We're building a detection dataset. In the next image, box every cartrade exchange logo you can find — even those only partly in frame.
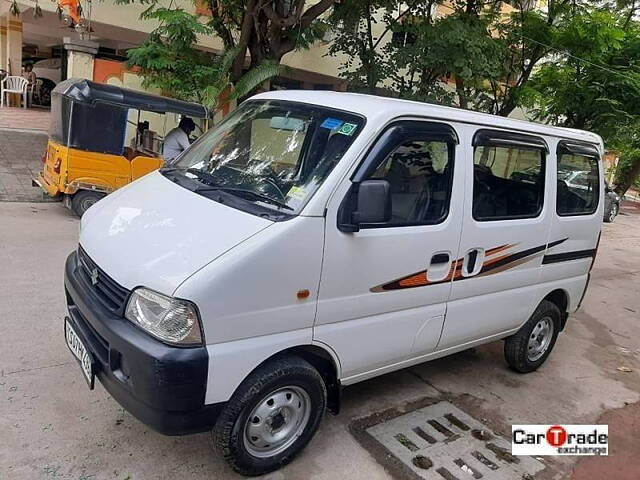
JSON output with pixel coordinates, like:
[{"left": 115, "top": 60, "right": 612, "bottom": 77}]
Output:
[{"left": 512, "top": 425, "right": 608, "bottom": 456}]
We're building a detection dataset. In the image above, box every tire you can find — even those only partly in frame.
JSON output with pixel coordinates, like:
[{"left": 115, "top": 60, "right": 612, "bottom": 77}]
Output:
[
  {"left": 71, "top": 190, "right": 105, "bottom": 217},
  {"left": 604, "top": 203, "right": 618, "bottom": 223},
  {"left": 37, "top": 79, "right": 55, "bottom": 107},
  {"left": 212, "top": 354, "right": 327, "bottom": 476},
  {"left": 504, "top": 300, "right": 561, "bottom": 373}
]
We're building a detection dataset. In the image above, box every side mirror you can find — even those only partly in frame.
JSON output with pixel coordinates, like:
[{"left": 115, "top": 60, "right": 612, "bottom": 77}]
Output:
[
  {"left": 354, "top": 179, "right": 392, "bottom": 224},
  {"left": 337, "top": 179, "right": 392, "bottom": 232}
]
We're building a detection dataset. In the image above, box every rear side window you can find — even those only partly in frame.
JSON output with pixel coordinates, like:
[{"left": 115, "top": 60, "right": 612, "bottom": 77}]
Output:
[
  {"left": 472, "top": 130, "right": 546, "bottom": 221},
  {"left": 556, "top": 142, "right": 600, "bottom": 216}
]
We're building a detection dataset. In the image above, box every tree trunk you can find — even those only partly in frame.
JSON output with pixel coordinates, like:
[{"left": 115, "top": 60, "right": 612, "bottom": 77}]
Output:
[
  {"left": 231, "top": 0, "right": 258, "bottom": 82},
  {"left": 614, "top": 157, "right": 640, "bottom": 197},
  {"left": 455, "top": 77, "right": 468, "bottom": 109}
]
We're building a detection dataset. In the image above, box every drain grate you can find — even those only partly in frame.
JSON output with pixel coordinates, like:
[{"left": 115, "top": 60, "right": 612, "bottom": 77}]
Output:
[{"left": 364, "top": 401, "right": 543, "bottom": 480}]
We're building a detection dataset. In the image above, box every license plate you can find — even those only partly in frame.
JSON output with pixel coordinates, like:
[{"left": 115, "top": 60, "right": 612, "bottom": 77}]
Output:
[{"left": 64, "top": 318, "right": 95, "bottom": 389}]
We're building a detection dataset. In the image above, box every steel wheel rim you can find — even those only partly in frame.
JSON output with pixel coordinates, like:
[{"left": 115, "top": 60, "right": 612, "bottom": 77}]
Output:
[
  {"left": 243, "top": 386, "right": 311, "bottom": 458},
  {"left": 609, "top": 204, "right": 618, "bottom": 221},
  {"left": 81, "top": 197, "right": 98, "bottom": 212},
  {"left": 527, "top": 317, "right": 553, "bottom": 361}
]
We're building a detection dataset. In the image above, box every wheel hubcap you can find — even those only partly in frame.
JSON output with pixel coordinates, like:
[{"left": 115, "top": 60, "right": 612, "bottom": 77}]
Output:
[
  {"left": 527, "top": 317, "right": 553, "bottom": 361},
  {"left": 610, "top": 205, "right": 618, "bottom": 221},
  {"left": 243, "top": 386, "right": 311, "bottom": 458}
]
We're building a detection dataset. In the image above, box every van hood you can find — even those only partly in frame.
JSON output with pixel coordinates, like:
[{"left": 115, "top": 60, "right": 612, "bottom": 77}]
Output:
[{"left": 79, "top": 171, "right": 273, "bottom": 295}]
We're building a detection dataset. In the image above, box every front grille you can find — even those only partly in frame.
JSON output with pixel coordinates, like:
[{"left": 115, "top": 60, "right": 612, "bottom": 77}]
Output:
[{"left": 77, "top": 246, "right": 130, "bottom": 315}]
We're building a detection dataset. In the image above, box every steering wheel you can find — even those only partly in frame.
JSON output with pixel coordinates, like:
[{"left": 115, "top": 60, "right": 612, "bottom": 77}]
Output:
[{"left": 247, "top": 161, "right": 287, "bottom": 200}]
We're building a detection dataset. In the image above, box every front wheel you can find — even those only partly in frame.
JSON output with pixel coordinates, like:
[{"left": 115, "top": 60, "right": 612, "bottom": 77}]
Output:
[
  {"left": 504, "top": 300, "right": 561, "bottom": 373},
  {"left": 213, "top": 354, "right": 327, "bottom": 476},
  {"left": 71, "top": 190, "right": 105, "bottom": 217}
]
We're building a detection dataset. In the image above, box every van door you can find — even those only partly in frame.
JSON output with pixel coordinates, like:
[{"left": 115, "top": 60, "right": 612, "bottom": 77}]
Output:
[
  {"left": 438, "top": 128, "right": 551, "bottom": 350},
  {"left": 314, "top": 120, "right": 464, "bottom": 380}
]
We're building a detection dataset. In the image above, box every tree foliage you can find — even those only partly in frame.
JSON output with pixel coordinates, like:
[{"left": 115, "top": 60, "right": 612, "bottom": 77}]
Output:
[
  {"left": 388, "top": 4, "right": 506, "bottom": 109},
  {"left": 528, "top": 10, "right": 640, "bottom": 194},
  {"left": 328, "top": 0, "right": 640, "bottom": 193},
  {"left": 186, "top": 0, "right": 336, "bottom": 80},
  {"left": 121, "top": 0, "right": 337, "bottom": 109}
]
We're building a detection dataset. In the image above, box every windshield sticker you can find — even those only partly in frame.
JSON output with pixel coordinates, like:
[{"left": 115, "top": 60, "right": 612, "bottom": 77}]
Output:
[
  {"left": 321, "top": 118, "right": 344, "bottom": 130},
  {"left": 337, "top": 123, "right": 358, "bottom": 136},
  {"left": 287, "top": 185, "right": 307, "bottom": 200}
]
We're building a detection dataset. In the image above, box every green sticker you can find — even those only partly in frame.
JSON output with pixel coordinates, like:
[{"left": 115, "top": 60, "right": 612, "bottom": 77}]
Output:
[{"left": 337, "top": 122, "right": 357, "bottom": 136}]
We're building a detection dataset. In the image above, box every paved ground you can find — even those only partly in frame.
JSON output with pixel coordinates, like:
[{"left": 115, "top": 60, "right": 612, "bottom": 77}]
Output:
[
  {"left": 0, "top": 129, "right": 50, "bottom": 202},
  {"left": 0, "top": 201, "right": 638, "bottom": 480},
  {"left": 0, "top": 106, "right": 51, "bottom": 131}
]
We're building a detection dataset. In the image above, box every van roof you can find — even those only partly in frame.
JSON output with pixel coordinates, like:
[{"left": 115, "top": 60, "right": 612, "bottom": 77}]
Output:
[{"left": 252, "top": 90, "right": 603, "bottom": 148}]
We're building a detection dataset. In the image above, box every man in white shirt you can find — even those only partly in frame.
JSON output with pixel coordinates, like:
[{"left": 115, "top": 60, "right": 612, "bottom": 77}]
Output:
[{"left": 163, "top": 117, "right": 196, "bottom": 162}]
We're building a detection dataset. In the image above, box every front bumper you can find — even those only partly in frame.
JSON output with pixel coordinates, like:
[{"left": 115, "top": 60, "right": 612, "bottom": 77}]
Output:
[{"left": 64, "top": 251, "right": 222, "bottom": 435}]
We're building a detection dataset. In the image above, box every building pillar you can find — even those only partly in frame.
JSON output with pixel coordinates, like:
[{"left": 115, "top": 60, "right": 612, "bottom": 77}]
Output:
[
  {"left": 0, "top": 16, "right": 7, "bottom": 72},
  {"left": 63, "top": 37, "right": 99, "bottom": 80},
  {"left": 6, "top": 12, "right": 21, "bottom": 75}
]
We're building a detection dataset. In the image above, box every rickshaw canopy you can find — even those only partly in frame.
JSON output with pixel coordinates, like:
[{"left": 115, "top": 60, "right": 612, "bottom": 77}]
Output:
[
  {"left": 52, "top": 78, "right": 208, "bottom": 117},
  {"left": 49, "top": 78, "right": 207, "bottom": 156}
]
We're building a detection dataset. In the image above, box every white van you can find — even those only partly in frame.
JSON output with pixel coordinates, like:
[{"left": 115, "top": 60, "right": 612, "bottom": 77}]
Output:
[{"left": 63, "top": 91, "right": 603, "bottom": 475}]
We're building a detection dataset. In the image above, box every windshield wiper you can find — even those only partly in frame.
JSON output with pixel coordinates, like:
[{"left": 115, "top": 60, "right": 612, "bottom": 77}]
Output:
[
  {"left": 195, "top": 185, "right": 293, "bottom": 211},
  {"left": 185, "top": 168, "right": 219, "bottom": 185}
]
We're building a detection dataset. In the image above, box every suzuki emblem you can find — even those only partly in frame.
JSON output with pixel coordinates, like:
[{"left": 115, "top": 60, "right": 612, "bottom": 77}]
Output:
[{"left": 90, "top": 268, "right": 99, "bottom": 286}]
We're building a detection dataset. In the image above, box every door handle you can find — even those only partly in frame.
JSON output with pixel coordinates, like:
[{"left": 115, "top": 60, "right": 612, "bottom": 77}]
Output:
[
  {"left": 431, "top": 253, "right": 450, "bottom": 265},
  {"left": 463, "top": 248, "right": 485, "bottom": 277},
  {"left": 466, "top": 250, "right": 478, "bottom": 274},
  {"left": 427, "top": 252, "right": 452, "bottom": 282}
]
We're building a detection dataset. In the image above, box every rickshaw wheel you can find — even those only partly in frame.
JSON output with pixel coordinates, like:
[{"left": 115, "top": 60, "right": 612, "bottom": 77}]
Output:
[{"left": 71, "top": 191, "right": 106, "bottom": 217}]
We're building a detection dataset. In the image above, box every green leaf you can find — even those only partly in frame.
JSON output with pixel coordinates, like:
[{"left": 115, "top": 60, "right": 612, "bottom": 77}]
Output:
[{"left": 231, "top": 61, "right": 284, "bottom": 100}]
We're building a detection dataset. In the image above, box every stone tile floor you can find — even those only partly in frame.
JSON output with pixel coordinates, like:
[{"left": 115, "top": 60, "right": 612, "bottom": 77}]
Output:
[{"left": 0, "top": 129, "right": 51, "bottom": 202}]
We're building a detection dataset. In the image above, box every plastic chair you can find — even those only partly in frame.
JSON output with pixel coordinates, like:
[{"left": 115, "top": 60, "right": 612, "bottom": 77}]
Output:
[{"left": 1, "top": 76, "right": 29, "bottom": 109}]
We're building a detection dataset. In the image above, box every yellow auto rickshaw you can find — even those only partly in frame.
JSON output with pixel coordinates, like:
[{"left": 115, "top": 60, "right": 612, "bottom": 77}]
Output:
[{"left": 33, "top": 78, "right": 207, "bottom": 216}]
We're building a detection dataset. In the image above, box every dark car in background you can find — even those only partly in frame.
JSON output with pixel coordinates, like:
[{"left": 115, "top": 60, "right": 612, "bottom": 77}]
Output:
[{"left": 604, "top": 182, "right": 622, "bottom": 222}]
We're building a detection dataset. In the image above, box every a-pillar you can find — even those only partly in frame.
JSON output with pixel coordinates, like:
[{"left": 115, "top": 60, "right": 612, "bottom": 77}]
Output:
[
  {"left": 63, "top": 37, "right": 99, "bottom": 80},
  {"left": 6, "top": 12, "right": 21, "bottom": 75}
]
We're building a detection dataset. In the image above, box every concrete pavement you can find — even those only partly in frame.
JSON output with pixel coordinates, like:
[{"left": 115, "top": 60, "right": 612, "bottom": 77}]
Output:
[{"left": 0, "top": 201, "right": 638, "bottom": 479}]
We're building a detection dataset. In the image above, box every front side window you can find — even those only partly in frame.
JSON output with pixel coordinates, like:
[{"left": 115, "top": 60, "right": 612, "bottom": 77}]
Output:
[
  {"left": 165, "top": 100, "right": 364, "bottom": 217},
  {"left": 557, "top": 151, "right": 599, "bottom": 215},
  {"left": 473, "top": 144, "right": 545, "bottom": 220},
  {"left": 366, "top": 138, "right": 454, "bottom": 226}
]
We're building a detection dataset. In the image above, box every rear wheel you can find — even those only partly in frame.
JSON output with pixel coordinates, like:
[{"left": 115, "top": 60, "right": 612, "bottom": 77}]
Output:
[
  {"left": 71, "top": 190, "right": 105, "bottom": 217},
  {"left": 212, "top": 354, "right": 326, "bottom": 476},
  {"left": 504, "top": 300, "right": 561, "bottom": 373}
]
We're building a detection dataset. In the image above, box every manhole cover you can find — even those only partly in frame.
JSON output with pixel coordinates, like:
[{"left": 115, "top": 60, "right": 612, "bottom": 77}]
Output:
[{"left": 363, "top": 401, "right": 544, "bottom": 479}]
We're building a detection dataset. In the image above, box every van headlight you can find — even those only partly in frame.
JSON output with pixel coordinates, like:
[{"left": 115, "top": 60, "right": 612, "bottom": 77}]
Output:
[{"left": 125, "top": 288, "right": 203, "bottom": 346}]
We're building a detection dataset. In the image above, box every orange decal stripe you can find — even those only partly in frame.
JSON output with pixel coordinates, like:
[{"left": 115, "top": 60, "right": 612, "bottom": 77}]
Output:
[
  {"left": 485, "top": 243, "right": 515, "bottom": 257},
  {"left": 398, "top": 272, "right": 429, "bottom": 288}
]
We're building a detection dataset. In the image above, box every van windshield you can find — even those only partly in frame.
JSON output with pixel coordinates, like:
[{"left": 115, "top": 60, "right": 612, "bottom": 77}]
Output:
[{"left": 165, "top": 100, "right": 364, "bottom": 217}]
